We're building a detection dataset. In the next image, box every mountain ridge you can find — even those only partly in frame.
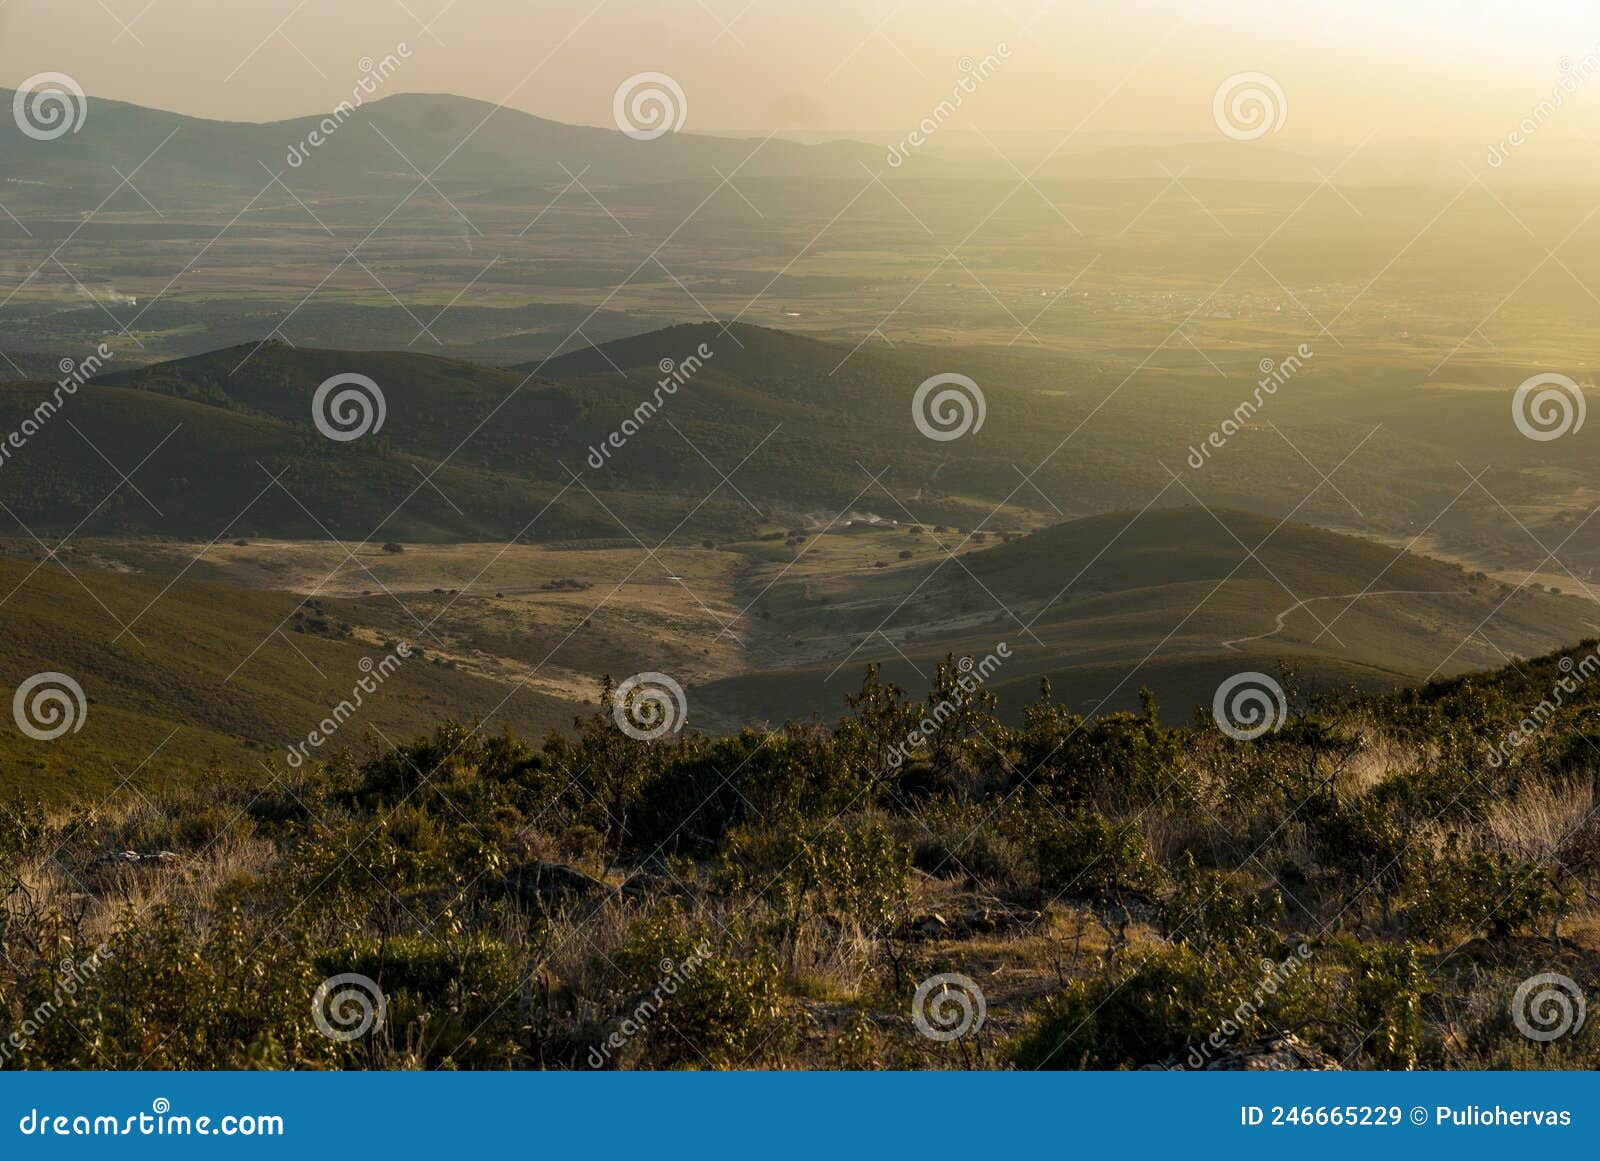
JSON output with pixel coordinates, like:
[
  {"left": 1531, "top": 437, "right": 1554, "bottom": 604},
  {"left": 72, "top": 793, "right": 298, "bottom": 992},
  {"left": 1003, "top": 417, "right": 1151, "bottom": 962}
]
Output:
[{"left": 0, "top": 88, "right": 891, "bottom": 206}]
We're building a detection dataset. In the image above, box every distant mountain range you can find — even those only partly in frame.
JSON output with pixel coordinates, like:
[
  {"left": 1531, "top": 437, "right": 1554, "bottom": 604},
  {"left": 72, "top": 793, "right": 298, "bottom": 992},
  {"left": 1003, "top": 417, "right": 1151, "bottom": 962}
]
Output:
[
  {"left": 0, "top": 90, "right": 886, "bottom": 207},
  {"left": 3, "top": 88, "right": 1515, "bottom": 213}
]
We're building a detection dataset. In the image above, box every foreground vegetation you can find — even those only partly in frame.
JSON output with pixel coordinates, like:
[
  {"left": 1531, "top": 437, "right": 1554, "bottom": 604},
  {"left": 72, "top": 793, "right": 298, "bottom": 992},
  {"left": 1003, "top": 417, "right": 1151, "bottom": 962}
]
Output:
[{"left": 4, "top": 645, "right": 1599, "bottom": 1070}]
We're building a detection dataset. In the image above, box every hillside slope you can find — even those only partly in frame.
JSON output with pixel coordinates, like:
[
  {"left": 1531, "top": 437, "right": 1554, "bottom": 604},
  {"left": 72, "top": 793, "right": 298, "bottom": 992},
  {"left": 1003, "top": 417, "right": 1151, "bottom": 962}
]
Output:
[
  {"left": 697, "top": 507, "right": 1597, "bottom": 726},
  {"left": 3, "top": 325, "right": 1053, "bottom": 539},
  {"left": 0, "top": 549, "right": 575, "bottom": 798}
]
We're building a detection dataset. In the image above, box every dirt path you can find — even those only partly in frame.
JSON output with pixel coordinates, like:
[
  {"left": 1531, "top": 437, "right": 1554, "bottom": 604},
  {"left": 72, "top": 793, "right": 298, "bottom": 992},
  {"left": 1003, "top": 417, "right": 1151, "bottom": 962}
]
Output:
[{"left": 1221, "top": 589, "right": 1468, "bottom": 650}]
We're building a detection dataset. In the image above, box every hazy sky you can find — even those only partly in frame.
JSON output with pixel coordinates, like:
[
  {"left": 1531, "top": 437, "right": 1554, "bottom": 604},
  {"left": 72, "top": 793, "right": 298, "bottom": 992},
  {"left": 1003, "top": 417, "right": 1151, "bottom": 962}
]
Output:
[{"left": 2, "top": 0, "right": 1599, "bottom": 142}]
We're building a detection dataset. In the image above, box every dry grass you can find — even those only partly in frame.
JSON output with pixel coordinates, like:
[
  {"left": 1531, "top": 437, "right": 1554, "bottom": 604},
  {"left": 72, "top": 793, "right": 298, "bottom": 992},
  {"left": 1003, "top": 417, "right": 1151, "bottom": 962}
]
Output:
[
  {"left": 1337, "top": 728, "right": 1429, "bottom": 797},
  {"left": 1484, "top": 775, "right": 1596, "bottom": 866}
]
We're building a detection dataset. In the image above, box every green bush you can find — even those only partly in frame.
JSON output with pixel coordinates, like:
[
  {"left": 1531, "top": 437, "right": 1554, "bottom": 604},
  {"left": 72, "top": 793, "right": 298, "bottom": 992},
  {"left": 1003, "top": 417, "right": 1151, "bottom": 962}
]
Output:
[
  {"left": 1006, "top": 807, "right": 1163, "bottom": 902},
  {"left": 603, "top": 906, "right": 790, "bottom": 1069},
  {"left": 1023, "top": 696, "right": 1188, "bottom": 811},
  {"left": 6, "top": 641, "right": 1599, "bottom": 1073},
  {"left": 1404, "top": 837, "right": 1564, "bottom": 942},
  {"left": 1007, "top": 945, "right": 1316, "bottom": 1070},
  {"left": 5, "top": 906, "right": 330, "bottom": 1070},
  {"left": 718, "top": 816, "right": 914, "bottom": 945},
  {"left": 314, "top": 934, "right": 522, "bottom": 1067},
  {"left": 1346, "top": 943, "right": 1427, "bottom": 1069},
  {"left": 1159, "top": 853, "right": 1285, "bottom": 951},
  {"left": 909, "top": 799, "right": 1032, "bottom": 888}
]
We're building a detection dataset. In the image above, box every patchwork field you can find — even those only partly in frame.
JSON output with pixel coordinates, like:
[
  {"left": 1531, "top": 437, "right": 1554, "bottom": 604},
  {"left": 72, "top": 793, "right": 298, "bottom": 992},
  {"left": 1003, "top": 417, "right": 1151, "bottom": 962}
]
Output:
[{"left": 17, "top": 498, "right": 1596, "bottom": 803}]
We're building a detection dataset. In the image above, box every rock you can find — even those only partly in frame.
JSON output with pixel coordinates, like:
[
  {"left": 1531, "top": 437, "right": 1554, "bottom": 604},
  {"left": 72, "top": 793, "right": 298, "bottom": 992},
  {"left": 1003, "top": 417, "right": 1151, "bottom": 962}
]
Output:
[
  {"left": 91, "top": 850, "right": 179, "bottom": 867},
  {"left": 499, "top": 861, "right": 667, "bottom": 912},
  {"left": 905, "top": 902, "right": 1040, "bottom": 940},
  {"left": 1202, "top": 1032, "right": 1342, "bottom": 1071},
  {"left": 616, "top": 872, "right": 666, "bottom": 899},
  {"left": 963, "top": 903, "right": 1041, "bottom": 934},
  {"left": 505, "top": 861, "right": 621, "bottom": 908}
]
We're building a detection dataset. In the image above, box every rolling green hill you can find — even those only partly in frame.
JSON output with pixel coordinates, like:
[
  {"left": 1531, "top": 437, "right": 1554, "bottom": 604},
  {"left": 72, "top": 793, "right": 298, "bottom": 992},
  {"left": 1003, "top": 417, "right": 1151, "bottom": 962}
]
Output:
[
  {"left": 5, "top": 500, "right": 1596, "bottom": 802},
  {"left": 5, "top": 324, "right": 1598, "bottom": 611},
  {"left": 696, "top": 507, "right": 1599, "bottom": 727},
  {"left": 4, "top": 325, "right": 1061, "bottom": 540},
  {"left": 0, "top": 548, "right": 575, "bottom": 799}
]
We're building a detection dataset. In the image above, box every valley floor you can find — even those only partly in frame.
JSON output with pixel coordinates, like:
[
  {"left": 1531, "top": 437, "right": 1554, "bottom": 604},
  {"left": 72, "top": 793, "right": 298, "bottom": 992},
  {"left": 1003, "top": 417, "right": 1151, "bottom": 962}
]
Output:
[{"left": 9, "top": 502, "right": 1597, "bottom": 798}]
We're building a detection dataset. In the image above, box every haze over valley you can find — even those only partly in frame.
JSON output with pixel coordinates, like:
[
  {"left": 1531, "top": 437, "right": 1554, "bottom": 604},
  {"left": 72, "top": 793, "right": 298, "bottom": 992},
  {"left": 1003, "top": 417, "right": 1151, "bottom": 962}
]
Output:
[{"left": 5, "top": 1, "right": 1600, "bottom": 1074}]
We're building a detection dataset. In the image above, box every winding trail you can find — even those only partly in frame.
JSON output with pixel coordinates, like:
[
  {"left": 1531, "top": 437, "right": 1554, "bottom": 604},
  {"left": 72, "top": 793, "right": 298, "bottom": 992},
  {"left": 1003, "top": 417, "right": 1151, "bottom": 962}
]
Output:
[{"left": 1221, "top": 589, "right": 1469, "bottom": 651}]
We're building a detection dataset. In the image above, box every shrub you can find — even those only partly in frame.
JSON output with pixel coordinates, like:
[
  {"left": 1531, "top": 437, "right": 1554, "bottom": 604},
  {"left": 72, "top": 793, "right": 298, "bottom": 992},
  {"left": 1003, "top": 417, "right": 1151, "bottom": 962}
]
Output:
[
  {"left": 1007, "top": 945, "right": 1316, "bottom": 1070},
  {"left": 1022, "top": 697, "right": 1189, "bottom": 811},
  {"left": 1346, "top": 942, "right": 1427, "bottom": 1069},
  {"left": 1006, "top": 807, "right": 1163, "bottom": 903},
  {"left": 314, "top": 934, "right": 522, "bottom": 1067},
  {"left": 1404, "top": 836, "right": 1564, "bottom": 942},
  {"left": 1159, "top": 852, "right": 1285, "bottom": 951},
  {"left": 6, "top": 906, "right": 329, "bottom": 1070},
  {"left": 604, "top": 906, "right": 790, "bottom": 1069},
  {"left": 718, "top": 816, "right": 914, "bottom": 947},
  {"left": 909, "top": 799, "right": 1031, "bottom": 889}
]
